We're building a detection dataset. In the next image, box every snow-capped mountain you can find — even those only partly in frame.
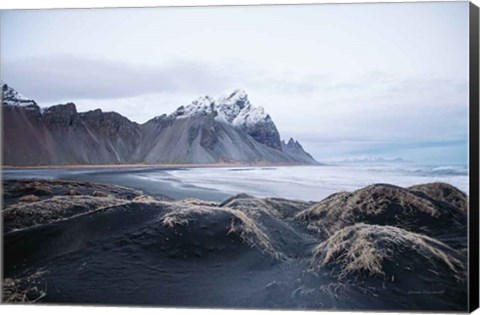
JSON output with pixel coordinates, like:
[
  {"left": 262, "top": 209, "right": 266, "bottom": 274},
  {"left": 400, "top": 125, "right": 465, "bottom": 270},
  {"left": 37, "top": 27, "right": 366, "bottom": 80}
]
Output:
[
  {"left": 171, "top": 90, "right": 282, "bottom": 150},
  {"left": 171, "top": 89, "right": 255, "bottom": 123},
  {"left": 216, "top": 89, "right": 267, "bottom": 129},
  {"left": 2, "top": 83, "right": 317, "bottom": 166}
]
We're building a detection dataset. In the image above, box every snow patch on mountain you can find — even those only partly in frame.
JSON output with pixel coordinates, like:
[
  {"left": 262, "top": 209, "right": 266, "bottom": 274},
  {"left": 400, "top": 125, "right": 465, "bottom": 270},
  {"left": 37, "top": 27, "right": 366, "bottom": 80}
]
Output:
[
  {"left": 215, "top": 89, "right": 249, "bottom": 123},
  {"left": 171, "top": 89, "right": 270, "bottom": 128},
  {"left": 232, "top": 105, "right": 270, "bottom": 128},
  {"left": 172, "top": 96, "right": 216, "bottom": 118},
  {"left": 2, "top": 84, "right": 38, "bottom": 108}
]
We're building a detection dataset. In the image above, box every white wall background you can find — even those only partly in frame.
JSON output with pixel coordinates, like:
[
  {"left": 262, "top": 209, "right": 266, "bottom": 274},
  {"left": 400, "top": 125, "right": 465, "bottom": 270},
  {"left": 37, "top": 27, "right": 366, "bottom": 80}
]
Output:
[{"left": 0, "top": 0, "right": 478, "bottom": 9}]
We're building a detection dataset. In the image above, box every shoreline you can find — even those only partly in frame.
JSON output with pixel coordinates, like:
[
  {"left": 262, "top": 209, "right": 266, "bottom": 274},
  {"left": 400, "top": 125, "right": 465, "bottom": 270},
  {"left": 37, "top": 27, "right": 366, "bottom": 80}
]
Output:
[
  {"left": 1, "top": 163, "right": 469, "bottom": 199},
  {"left": 1, "top": 162, "right": 316, "bottom": 170}
]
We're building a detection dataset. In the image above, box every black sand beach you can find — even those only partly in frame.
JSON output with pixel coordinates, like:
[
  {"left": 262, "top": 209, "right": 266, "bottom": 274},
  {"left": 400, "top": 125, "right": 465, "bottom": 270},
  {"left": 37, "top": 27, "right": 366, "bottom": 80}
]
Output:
[
  {"left": 60, "top": 167, "right": 232, "bottom": 202},
  {"left": 2, "top": 178, "right": 468, "bottom": 310},
  {"left": 2, "top": 166, "right": 233, "bottom": 202}
]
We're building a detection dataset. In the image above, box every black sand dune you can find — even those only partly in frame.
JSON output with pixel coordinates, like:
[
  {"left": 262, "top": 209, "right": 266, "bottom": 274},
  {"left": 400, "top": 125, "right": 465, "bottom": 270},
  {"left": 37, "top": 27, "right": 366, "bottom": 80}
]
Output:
[
  {"left": 310, "top": 223, "right": 467, "bottom": 310},
  {"left": 295, "top": 183, "right": 467, "bottom": 248},
  {"left": 409, "top": 182, "right": 468, "bottom": 212},
  {"left": 2, "top": 179, "right": 468, "bottom": 310}
]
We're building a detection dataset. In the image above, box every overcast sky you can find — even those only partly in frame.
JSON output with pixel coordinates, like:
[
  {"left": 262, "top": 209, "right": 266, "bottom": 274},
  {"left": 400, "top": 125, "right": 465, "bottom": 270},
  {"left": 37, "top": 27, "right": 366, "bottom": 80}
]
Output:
[{"left": 0, "top": 2, "right": 470, "bottom": 164}]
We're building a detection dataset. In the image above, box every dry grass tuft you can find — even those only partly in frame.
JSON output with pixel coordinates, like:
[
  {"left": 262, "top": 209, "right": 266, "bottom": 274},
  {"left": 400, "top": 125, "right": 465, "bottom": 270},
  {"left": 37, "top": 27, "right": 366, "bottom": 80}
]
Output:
[
  {"left": 132, "top": 195, "right": 158, "bottom": 203},
  {"left": 13, "top": 182, "right": 53, "bottom": 196},
  {"left": 227, "top": 209, "right": 284, "bottom": 260},
  {"left": 30, "top": 184, "right": 53, "bottom": 196},
  {"left": 160, "top": 205, "right": 283, "bottom": 259},
  {"left": 409, "top": 182, "right": 468, "bottom": 212},
  {"left": 3, "top": 270, "right": 47, "bottom": 303},
  {"left": 220, "top": 195, "right": 312, "bottom": 221},
  {"left": 296, "top": 184, "right": 466, "bottom": 238},
  {"left": 222, "top": 198, "right": 282, "bottom": 218},
  {"left": 4, "top": 195, "right": 129, "bottom": 232},
  {"left": 67, "top": 189, "right": 80, "bottom": 196},
  {"left": 92, "top": 191, "right": 109, "bottom": 197},
  {"left": 180, "top": 198, "right": 218, "bottom": 207},
  {"left": 311, "top": 223, "right": 466, "bottom": 281},
  {"left": 161, "top": 214, "right": 189, "bottom": 229},
  {"left": 4, "top": 179, "right": 144, "bottom": 204},
  {"left": 18, "top": 195, "right": 40, "bottom": 203}
]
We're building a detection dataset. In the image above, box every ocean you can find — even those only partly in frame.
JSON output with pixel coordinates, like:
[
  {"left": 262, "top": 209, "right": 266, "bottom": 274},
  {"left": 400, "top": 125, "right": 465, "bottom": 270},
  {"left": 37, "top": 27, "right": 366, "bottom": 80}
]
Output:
[{"left": 2, "top": 163, "right": 468, "bottom": 202}]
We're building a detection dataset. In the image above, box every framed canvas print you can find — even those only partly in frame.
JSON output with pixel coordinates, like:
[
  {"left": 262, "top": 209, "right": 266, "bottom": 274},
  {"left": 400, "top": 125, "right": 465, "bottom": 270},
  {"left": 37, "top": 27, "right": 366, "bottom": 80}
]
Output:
[{"left": 0, "top": 0, "right": 479, "bottom": 313}]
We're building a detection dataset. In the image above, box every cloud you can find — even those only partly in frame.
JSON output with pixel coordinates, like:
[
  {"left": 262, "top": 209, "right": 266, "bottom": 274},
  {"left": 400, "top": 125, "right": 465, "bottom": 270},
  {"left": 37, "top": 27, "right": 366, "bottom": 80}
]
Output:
[
  {"left": 273, "top": 73, "right": 468, "bottom": 142},
  {"left": 1, "top": 54, "right": 236, "bottom": 103}
]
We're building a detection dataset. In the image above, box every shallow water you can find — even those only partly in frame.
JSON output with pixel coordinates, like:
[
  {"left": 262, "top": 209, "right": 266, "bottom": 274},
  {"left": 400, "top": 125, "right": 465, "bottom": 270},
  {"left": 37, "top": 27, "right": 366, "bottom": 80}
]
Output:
[
  {"left": 159, "top": 163, "right": 468, "bottom": 201},
  {"left": 2, "top": 163, "right": 468, "bottom": 202}
]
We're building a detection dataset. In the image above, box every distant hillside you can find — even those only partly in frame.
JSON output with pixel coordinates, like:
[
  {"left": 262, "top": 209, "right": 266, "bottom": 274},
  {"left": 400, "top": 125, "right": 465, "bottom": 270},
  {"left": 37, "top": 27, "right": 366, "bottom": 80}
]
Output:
[
  {"left": 337, "top": 156, "right": 406, "bottom": 164},
  {"left": 2, "top": 84, "right": 318, "bottom": 166}
]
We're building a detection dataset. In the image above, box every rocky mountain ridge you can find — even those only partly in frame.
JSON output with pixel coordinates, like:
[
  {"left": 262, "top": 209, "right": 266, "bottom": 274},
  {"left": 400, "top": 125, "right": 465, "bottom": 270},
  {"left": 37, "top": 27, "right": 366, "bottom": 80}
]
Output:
[{"left": 2, "top": 84, "right": 317, "bottom": 166}]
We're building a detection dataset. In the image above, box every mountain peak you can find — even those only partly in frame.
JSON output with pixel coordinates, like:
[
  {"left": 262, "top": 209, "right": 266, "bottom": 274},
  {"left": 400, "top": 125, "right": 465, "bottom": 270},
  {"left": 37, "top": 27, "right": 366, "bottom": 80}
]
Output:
[
  {"left": 283, "top": 137, "right": 303, "bottom": 150},
  {"left": 192, "top": 95, "right": 215, "bottom": 107},
  {"left": 171, "top": 95, "right": 215, "bottom": 118},
  {"left": 2, "top": 83, "right": 38, "bottom": 108},
  {"left": 281, "top": 137, "right": 317, "bottom": 164},
  {"left": 168, "top": 90, "right": 281, "bottom": 150},
  {"left": 227, "top": 89, "right": 248, "bottom": 101},
  {"left": 171, "top": 89, "right": 257, "bottom": 123},
  {"left": 218, "top": 89, "right": 250, "bottom": 110},
  {"left": 287, "top": 137, "right": 296, "bottom": 145},
  {"left": 43, "top": 102, "right": 78, "bottom": 115}
]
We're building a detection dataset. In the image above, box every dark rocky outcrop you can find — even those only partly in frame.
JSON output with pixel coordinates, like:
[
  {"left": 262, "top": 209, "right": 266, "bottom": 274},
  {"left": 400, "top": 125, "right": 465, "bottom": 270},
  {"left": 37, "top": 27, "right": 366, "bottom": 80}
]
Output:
[
  {"left": 281, "top": 137, "right": 317, "bottom": 164},
  {"left": 241, "top": 115, "right": 282, "bottom": 150},
  {"left": 80, "top": 109, "right": 143, "bottom": 159}
]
